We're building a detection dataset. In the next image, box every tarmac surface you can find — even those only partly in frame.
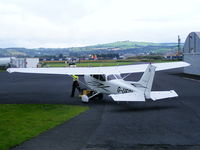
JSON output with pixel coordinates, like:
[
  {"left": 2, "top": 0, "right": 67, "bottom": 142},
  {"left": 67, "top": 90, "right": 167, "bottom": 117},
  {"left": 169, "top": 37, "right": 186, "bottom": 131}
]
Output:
[{"left": 1, "top": 68, "right": 200, "bottom": 150}]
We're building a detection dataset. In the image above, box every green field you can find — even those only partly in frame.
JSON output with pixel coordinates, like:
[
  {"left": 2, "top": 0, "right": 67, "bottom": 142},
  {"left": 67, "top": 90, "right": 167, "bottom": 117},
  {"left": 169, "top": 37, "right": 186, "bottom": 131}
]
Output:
[
  {"left": 0, "top": 67, "right": 6, "bottom": 72},
  {"left": 0, "top": 104, "right": 88, "bottom": 150},
  {"left": 42, "top": 59, "right": 178, "bottom": 68},
  {"left": 43, "top": 61, "right": 133, "bottom": 67},
  {"left": 77, "top": 62, "right": 132, "bottom": 67},
  {"left": 44, "top": 63, "right": 67, "bottom": 67}
]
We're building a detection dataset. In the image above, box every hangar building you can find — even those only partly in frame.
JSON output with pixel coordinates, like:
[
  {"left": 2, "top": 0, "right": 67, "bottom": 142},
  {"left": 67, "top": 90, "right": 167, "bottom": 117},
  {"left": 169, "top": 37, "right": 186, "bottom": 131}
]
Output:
[
  {"left": 183, "top": 32, "right": 200, "bottom": 75},
  {"left": 0, "top": 57, "right": 39, "bottom": 68}
]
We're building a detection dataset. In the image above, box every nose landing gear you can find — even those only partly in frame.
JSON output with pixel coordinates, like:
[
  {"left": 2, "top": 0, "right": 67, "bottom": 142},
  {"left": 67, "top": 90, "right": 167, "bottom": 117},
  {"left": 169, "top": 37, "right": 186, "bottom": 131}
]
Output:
[{"left": 80, "top": 90, "right": 103, "bottom": 103}]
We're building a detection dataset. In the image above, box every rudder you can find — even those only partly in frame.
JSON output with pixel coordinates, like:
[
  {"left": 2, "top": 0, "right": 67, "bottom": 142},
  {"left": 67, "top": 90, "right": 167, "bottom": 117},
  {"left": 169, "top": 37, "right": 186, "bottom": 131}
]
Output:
[{"left": 137, "top": 64, "right": 156, "bottom": 99}]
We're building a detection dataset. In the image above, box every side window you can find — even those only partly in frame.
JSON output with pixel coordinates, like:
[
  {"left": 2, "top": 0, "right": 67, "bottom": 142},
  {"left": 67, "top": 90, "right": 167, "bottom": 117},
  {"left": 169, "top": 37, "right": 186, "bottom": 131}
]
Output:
[
  {"left": 99, "top": 75, "right": 106, "bottom": 81},
  {"left": 107, "top": 75, "right": 116, "bottom": 81},
  {"left": 92, "top": 75, "right": 99, "bottom": 80},
  {"left": 91, "top": 75, "right": 106, "bottom": 81}
]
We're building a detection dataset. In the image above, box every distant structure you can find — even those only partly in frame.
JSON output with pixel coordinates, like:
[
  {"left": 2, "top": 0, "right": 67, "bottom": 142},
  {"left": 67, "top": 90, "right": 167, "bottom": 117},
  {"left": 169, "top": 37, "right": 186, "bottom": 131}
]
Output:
[
  {"left": 68, "top": 58, "right": 77, "bottom": 67},
  {"left": 177, "top": 35, "right": 181, "bottom": 55},
  {"left": 0, "top": 57, "right": 13, "bottom": 67},
  {"left": 0, "top": 57, "right": 39, "bottom": 68},
  {"left": 90, "top": 54, "right": 97, "bottom": 60},
  {"left": 164, "top": 36, "right": 182, "bottom": 60},
  {"left": 183, "top": 32, "right": 200, "bottom": 75}
]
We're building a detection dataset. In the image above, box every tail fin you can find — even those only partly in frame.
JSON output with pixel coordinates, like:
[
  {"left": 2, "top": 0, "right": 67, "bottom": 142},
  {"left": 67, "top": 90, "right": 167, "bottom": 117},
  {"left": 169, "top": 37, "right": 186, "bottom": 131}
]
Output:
[
  {"left": 137, "top": 64, "right": 156, "bottom": 99},
  {"left": 132, "top": 64, "right": 179, "bottom": 101}
]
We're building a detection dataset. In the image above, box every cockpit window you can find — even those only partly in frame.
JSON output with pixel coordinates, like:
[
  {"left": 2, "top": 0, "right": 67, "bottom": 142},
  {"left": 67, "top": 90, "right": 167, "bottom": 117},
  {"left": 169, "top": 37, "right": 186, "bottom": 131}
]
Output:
[
  {"left": 107, "top": 75, "right": 116, "bottom": 81},
  {"left": 92, "top": 75, "right": 99, "bottom": 80},
  {"left": 91, "top": 75, "right": 106, "bottom": 81},
  {"left": 115, "top": 74, "right": 122, "bottom": 79},
  {"left": 99, "top": 75, "right": 106, "bottom": 81}
]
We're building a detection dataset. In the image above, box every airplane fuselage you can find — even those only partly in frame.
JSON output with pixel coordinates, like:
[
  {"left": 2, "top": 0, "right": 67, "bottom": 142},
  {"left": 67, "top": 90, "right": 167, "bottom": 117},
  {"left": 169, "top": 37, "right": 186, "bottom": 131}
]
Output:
[{"left": 84, "top": 74, "right": 137, "bottom": 94}]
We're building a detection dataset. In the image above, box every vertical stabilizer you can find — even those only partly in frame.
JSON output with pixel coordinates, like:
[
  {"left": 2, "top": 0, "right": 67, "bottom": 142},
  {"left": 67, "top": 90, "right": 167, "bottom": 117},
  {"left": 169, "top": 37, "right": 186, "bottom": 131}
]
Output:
[{"left": 137, "top": 64, "right": 156, "bottom": 99}]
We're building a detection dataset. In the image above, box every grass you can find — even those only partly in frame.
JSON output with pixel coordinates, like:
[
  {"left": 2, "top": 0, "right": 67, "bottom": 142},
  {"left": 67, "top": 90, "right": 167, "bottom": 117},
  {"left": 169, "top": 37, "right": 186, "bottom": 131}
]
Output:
[
  {"left": 76, "top": 62, "right": 132, "bottom": 67},
  {"left": 45, "top": 63, "right": 67, "bottom": 67},
  {"left": 0, "top": 67, "right": 6, "bottom": 72},
  {"left": 0, "top": 104, "right": 88, "bottom": 150},
  {"left": 43, "top": 59, "right": 179, "bottom": 68},
  {"left": 43, "top": 61, "right": 133, "bottom": 67}
]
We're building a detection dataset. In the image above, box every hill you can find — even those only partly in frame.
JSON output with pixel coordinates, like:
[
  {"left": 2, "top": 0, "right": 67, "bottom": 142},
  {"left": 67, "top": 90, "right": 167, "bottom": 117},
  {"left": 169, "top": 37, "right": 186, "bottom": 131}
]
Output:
[
  {"left": 69, "top": 41, "right": 181, "bottom": 55},
  {"left": 0, "top": 41, "right": 181, "bottom": 57}
]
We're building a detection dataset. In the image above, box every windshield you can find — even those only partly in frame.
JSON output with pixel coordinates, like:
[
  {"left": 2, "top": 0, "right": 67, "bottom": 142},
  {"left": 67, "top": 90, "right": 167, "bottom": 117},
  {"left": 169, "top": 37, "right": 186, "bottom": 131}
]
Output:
[
  {"left": 107, "top": 75, "right": 116, "bottom": 81},
  {"left": 115, "top": 74, "right": 122, "bottom": 79}
]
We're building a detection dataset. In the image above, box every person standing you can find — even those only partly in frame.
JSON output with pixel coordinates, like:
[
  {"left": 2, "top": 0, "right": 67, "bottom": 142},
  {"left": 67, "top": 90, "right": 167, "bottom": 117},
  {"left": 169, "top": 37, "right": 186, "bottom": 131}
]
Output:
[{"left": 70, "top": 75, "right": 81, "bottom": 97}]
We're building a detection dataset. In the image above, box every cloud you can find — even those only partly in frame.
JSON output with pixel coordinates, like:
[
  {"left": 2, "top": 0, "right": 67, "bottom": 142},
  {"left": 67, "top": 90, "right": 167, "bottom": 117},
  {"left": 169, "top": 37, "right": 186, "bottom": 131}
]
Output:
[{"left": 0, "top": 0, "right": 200, "bottom": 48}]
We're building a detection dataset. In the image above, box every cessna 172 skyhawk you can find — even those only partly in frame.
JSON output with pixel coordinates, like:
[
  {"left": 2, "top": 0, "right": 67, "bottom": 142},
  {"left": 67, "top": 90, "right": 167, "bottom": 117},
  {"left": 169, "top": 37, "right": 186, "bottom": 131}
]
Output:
[{"left": 7, "top": 61, "right": 190, "bottom": 103}]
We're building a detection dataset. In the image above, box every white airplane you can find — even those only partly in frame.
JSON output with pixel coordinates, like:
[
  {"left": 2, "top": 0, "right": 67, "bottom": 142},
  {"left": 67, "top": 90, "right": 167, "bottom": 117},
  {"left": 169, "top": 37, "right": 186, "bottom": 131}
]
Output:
[{"left": 7, "top": 61, "right": 190, "bottom": 103}]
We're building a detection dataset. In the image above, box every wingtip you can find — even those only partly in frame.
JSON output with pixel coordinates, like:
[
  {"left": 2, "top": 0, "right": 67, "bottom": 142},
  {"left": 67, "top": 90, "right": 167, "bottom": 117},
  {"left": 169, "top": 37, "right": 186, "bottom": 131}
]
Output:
[
  {"left": 6, "top": 68, "right": 13, "bottom": 73},
  {"left": 185, "top": 62, "right": 191, "bottom": 66},
  {"left": 179, "top": 61, "right": 191, "bottom": 67}
]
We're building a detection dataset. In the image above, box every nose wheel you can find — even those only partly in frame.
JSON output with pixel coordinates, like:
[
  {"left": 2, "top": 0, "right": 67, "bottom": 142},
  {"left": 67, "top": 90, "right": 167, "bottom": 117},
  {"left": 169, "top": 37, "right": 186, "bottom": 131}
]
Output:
[
  {"left": 81, "top": 95, "right": 89, "bottom": 103},
  {"left": 81, "top": 90, "right": 103, "bottom": 103}
]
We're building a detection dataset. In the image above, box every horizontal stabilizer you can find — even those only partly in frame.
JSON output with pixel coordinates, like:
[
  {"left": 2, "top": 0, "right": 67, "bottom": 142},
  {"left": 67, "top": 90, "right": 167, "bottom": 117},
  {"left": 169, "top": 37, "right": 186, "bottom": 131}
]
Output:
[
  {"left": 109, "top": 92, "right": 145, "bottom": 102},
  {"left": 150, "top": 90, "right": 178, "bottom": 101}
]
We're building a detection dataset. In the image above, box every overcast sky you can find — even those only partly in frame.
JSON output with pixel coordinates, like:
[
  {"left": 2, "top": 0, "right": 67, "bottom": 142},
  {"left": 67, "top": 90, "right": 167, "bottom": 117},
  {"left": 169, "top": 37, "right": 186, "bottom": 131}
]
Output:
[{"left": 0, "top": 0, "right": 200, "bottom": 48}]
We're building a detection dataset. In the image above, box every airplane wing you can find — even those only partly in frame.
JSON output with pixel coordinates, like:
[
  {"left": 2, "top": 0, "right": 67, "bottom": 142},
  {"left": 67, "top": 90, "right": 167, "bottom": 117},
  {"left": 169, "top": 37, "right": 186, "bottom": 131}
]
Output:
[{"left": 7, "top": 61, "right": 190, "bottom": 75}]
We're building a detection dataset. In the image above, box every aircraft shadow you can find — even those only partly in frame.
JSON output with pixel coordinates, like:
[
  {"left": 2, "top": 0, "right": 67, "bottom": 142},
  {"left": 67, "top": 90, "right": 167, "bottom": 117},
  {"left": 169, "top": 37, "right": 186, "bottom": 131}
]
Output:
[
  {"left": 63, "top": 97, "right": 179, "bottom": 113},
  {"left": 110, "top": 103, "right": 178, "bottom": 113}
]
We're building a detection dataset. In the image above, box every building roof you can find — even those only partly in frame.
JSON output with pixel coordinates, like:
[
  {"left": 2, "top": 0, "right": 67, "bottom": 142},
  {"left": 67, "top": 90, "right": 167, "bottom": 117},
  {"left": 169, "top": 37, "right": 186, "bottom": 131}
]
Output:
[
  {"left": 184, "top": 32, "right": 200, "bottom": 54},
  {"left": 194, "top": 32, "right": 200, "bottom": 38}
]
